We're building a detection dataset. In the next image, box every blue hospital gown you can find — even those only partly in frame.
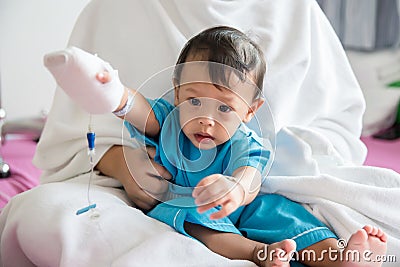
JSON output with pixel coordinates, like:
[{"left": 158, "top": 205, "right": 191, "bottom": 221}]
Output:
[{"left": 125, "top": 98, "right": 336, "bottom": 258}]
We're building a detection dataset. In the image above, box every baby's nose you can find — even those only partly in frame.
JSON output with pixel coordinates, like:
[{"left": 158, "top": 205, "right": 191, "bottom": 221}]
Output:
[{"left": 198, "top": 116, "right": 215, "bottom": 127}]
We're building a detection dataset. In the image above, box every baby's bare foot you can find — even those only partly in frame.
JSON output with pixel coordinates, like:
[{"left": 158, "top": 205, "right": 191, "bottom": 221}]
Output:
[
  {"left": 253, "top": 239, "right": 296, "bottom": 267},
  {"left": 342, "top": 225, "right": 387, "bottom": 267}
]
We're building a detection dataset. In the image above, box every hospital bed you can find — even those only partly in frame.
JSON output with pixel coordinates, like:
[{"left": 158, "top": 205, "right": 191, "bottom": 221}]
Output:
[
  {"left": 0, "top": 1, "right": 399, "bottom": 266},
  {"left": 0, "top": 85, "right": 44, "bottom": 208}
]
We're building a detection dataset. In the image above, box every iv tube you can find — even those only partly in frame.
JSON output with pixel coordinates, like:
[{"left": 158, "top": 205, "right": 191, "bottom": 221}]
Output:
[{"left": 76, "top": 115, "right": 97, "bottom": 215}]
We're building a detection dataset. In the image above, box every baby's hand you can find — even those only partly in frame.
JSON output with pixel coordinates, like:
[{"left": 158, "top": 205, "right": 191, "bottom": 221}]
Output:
[
  {"left": 192, "top": 174, "right": 245, "bottom": 220},
  {"left": 44, "top": 46, "right": 125, "bottom": 114}
]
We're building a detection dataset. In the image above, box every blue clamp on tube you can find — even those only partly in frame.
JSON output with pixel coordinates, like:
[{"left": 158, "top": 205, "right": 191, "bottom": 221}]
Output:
[
  {"left": 76, "top": 203, "right": 97, "bottom": 215},
  {"left": 87, "top": 132, "right": 96, "bottom": 152}
]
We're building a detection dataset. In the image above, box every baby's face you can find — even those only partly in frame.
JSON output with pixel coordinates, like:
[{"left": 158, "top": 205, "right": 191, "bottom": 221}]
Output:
[{"left": 174, "top": 63, "right": 263, "bottom": 150}]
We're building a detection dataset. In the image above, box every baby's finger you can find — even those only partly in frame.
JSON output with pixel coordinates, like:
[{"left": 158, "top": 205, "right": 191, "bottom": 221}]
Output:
[
  {"left": 196, "top": 201, "right": 218, "bottom": 214},
  {"left": 209, "top": 201, "right": 237, "bottom": 220},
  {"left": 146, "top": 146, "right": 157, "bottom": 159},
  {"left": 96, "top": 71, "right": 111, "bottom": 83},
  {"left": 196, "top": 194, "right": 228, "bottom": 213}
]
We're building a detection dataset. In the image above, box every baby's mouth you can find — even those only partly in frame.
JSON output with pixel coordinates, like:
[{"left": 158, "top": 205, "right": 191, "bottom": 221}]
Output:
[{"left": 194, "top": 133, "right": 215, "bottom": 143}]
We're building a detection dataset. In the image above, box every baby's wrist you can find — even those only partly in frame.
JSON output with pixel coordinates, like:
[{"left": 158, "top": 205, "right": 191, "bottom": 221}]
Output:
[
  {"left": 114, "top": 88, "right": 129, "bottom": 112},
  {"left": 223, "top": 175, "right": 249, "bottom": 206},
  {"left": 113, "top": 89, "right": 135, "bottom": 117}
]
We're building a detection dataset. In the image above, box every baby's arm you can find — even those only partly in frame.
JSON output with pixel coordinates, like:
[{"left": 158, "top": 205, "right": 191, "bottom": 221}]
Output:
[
  {"left": 192, "top": 166, "right": 261, "bottom": 220},
  {"left": 97, "top": 72, "right": 160, "bottom": 137},
  {"left": 44, "top": 46, "right": 160, "bottom": 136}
]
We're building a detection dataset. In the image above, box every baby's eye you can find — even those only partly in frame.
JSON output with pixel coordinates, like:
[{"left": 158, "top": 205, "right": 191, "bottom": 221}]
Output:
[
  {"left": 190, "top": 98, "right": 201, "bottom": 106},
  {"left": 218, "top": 105, "right": 232, "bottom": 113}
]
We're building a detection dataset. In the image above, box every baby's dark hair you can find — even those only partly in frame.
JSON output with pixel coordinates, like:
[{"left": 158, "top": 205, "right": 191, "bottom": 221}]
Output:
[{"left": 173, "top": 26, "right": 266, "bottom": 98}]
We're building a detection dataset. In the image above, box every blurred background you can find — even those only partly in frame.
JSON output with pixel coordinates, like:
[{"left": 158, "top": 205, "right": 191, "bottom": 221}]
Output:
[
  {"left": 0, "top": 0, "right": 399, "bottom": 168},
  {"left": 0, "top": 0, "right": 399, "bottom": 135},
  {"left": 318, "top": 0, "right": 400, "bottom": 137},
  {"left": 0, "top": 0, "right": 90, "bottom": 121},
  {"left": 317, "top": 0, "right": 400, "bottom": 172}
]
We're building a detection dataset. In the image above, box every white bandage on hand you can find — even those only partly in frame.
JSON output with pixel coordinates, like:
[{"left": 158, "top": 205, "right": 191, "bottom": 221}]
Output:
[{"left": 44, "top": 46, "right": 125, "bottom": 114}]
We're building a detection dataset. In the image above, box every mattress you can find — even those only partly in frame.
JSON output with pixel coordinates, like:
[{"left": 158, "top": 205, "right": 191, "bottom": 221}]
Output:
[{"left": 0, "top": 139, "right": 41, "bottom": 210}]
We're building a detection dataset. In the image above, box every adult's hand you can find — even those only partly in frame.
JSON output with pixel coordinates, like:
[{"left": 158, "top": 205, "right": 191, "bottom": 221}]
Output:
[{"left": 96, "top": 145, "right": 172, "bottom": 211}]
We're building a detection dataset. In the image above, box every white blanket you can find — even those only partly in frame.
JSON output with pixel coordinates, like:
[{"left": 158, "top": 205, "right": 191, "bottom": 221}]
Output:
[{"left": 1, "top": 0, "right": 400, "bottom": 266}]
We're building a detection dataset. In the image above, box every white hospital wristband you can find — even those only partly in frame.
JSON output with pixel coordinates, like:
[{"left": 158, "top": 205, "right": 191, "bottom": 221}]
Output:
[{"left": 113, "top": 90, "right": 135, "bottom": 117}]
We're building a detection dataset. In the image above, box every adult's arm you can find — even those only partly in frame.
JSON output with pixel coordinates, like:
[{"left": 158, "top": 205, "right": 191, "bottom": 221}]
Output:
[{"left": 96, "top": 145, "right": 172, "bottom": 211}]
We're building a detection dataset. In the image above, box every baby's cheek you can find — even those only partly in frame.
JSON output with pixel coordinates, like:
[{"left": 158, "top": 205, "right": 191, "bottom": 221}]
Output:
[
  {"left": 218, "top": 120, "right": 240, "bottom": 139},
  {"left": 179, "top": 108, "right": 197, "bottom": 128}
]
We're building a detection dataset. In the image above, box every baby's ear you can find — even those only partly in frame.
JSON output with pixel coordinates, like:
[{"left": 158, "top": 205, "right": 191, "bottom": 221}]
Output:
[
  {"left": 243, "top": 98, "right": 265, "bottom": 123},
  {"left": 172, "top": 78, "right": 180, "bottom": 106}
]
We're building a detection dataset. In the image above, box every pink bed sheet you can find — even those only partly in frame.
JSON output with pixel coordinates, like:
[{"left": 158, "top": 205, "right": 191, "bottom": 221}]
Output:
[
  {"left": 0, "top": 139, "right": 41, "bottom": 210},
  {"left": 362, "top": 136, "right": 400, "bottom": 173}
]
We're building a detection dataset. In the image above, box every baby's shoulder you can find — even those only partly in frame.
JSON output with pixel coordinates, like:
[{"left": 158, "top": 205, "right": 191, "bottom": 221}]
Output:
[{"left": 232, "top": 124, "right": 264, "bottom": 147}]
